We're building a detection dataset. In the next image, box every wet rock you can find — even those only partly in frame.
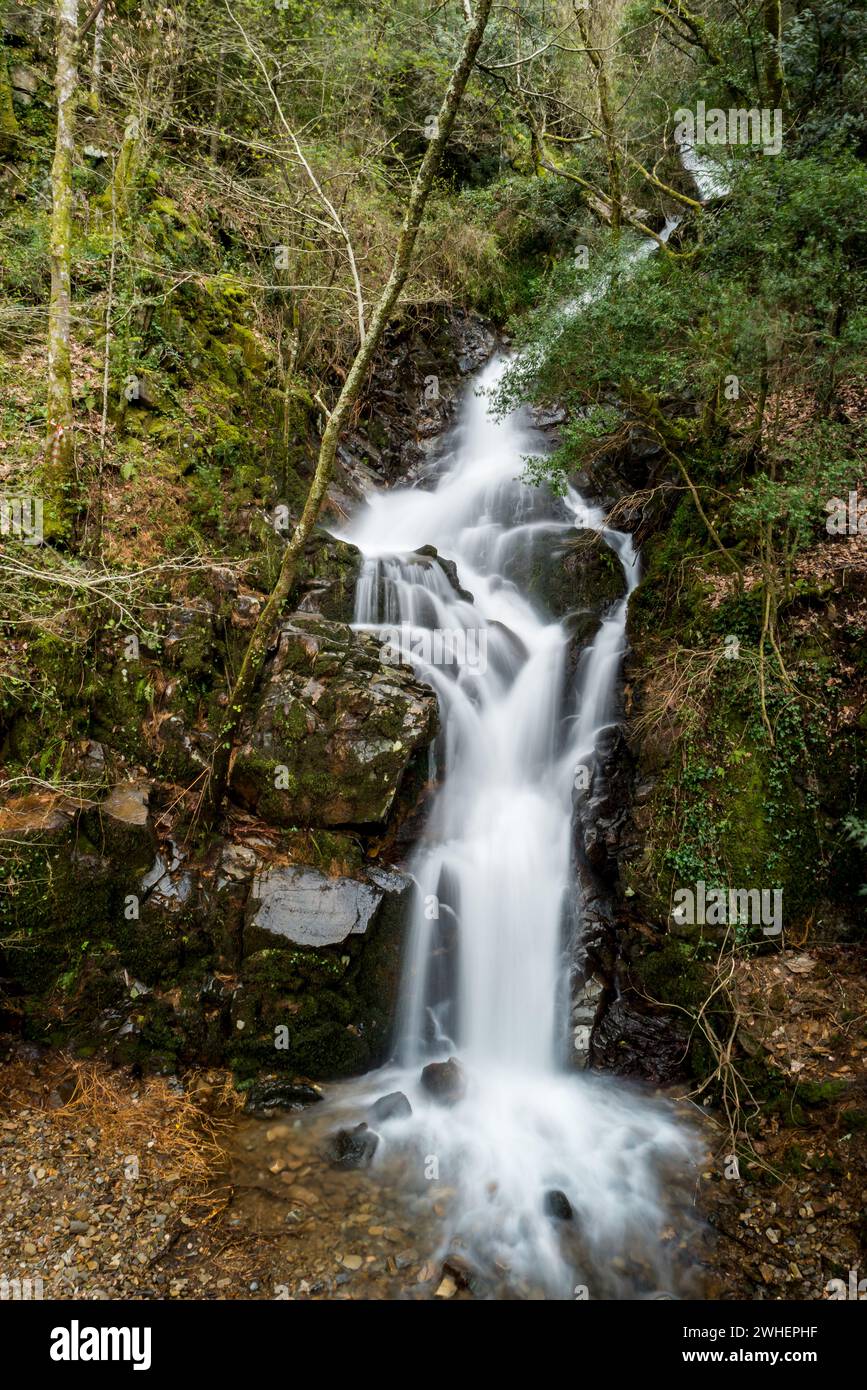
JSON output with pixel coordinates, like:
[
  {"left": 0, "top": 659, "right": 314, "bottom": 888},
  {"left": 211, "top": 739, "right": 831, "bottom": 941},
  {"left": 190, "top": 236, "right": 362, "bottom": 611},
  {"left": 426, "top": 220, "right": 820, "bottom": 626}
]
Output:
[
  {"left": 544, "top": 1189, "right": 573, "bottom": 1221},
  {"left": 230, "top": 614, "right": 438, "bottom": 828},
  {"left": 413, "top": 545, "right": 474, "bottom": 603},
  {"left": 244, "top": 1079, "right": 322, "bottom": 1112},
  {"left": 574, "top": 726, "right": 635, "bottom": 884},
  {"left": 590, "top": 994, "right": 690, "bottom": 1085},
  {"left": 441, "top": 1251, "right": 480, "bottom": 1291},
  {"left": 327, "top": 1122, "right": 379, "bottom": 1170},
  {"left": 501, "top": 526, "right": 623, "bottom": 630},
  {"left": 420, "top": 1056, "right": 465, "bottom": 1106},
  {"left": 370, "top": 1091, "right": 412, "bottom": 1123}
]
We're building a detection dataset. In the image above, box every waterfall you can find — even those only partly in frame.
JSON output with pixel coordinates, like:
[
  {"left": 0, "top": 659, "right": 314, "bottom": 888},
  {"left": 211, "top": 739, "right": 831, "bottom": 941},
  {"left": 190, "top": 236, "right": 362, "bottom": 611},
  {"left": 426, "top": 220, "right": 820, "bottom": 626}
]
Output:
[{"left": 335, "top": 240, "right": 696, "bottom": 1297}]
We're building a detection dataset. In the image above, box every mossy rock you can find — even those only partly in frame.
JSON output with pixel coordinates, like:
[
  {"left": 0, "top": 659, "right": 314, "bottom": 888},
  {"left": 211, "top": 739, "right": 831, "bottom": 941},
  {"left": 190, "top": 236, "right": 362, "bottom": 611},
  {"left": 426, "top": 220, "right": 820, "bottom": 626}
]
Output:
[{"left": 230, "top": 614, "right": 437, "bottom": 828}]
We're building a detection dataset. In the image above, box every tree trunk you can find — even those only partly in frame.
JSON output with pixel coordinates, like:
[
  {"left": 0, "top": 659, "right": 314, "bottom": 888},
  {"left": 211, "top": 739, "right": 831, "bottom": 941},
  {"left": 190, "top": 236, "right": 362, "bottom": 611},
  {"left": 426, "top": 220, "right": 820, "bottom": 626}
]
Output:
[
  {"left": 88, "top": 0, "right": 105, "bottom": 112},
  {"left": 206, "top": 0, "right": 495, "bottom": 816},
  {"left": 45, "top": 0, "right": 79, "bottom": 540},
  {"left": 577, "top": 13, "right": 622, "bottom": 238},
  {"left": 763, "top": 0, "right": 785, "bottom": 107},
  {"left": 0, "top": 5, "right": 20, "bottom": 150}
]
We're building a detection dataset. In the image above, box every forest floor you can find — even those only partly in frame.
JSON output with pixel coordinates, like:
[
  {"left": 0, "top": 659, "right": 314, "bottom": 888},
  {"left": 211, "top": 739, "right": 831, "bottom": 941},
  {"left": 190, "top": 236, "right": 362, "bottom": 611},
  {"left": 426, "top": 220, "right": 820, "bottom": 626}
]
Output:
[{"left": 1, "top": 945, "right": 864, "bottom": 1303}]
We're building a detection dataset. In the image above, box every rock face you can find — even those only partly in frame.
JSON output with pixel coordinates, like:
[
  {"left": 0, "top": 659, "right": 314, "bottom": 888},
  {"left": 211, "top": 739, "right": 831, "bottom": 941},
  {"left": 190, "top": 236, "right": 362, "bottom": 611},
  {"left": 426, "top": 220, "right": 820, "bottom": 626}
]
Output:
[
  {"left": 230, "top": 615, "right": 438, "bottom": 828},
  {"left": 500, "top": 525, "right": 623, "bottom": 635},
  {"left": 245, "top": 867, "right": 382, "bottom": 951},
  {"left": 0, "top": 783, "right": 417, "bottom": 1080},
  {"left": 590, "top": 995, "right": 690, "bottom": 1086}
]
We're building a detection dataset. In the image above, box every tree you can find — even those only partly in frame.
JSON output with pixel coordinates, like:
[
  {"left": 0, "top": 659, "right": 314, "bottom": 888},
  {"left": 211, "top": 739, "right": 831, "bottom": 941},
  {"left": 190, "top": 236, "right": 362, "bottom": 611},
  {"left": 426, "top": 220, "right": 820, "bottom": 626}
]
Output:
[
  {"left": 45, "top": 0, "right": 79, "bottom": 539},
  {"left": 0, "top": 4, "right": 20, "bottom": 151},
  {"left": 207, "top": 0, "right": 495, "bottom": 815}
]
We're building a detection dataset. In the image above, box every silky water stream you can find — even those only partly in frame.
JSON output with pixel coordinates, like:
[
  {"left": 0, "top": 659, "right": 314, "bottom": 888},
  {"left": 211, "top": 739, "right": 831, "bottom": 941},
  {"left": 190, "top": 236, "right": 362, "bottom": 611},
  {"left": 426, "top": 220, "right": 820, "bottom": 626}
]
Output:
[{"left": 308, "top": 327, "right": 702, "bottom": 1298}]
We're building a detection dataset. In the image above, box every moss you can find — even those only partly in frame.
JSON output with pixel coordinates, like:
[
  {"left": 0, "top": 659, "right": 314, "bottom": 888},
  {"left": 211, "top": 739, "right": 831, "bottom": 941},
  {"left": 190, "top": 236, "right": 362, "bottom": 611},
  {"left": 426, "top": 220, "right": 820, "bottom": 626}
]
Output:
[{"left": 629, "top": 935, "right": 721, "bottom": 1077}]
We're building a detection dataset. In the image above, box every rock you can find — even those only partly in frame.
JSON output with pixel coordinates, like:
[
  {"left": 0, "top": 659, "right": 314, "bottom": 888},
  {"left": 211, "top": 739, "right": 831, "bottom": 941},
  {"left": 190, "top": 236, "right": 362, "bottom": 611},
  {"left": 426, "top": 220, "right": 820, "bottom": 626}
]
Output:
[
  {"left": 412, "top": 545, "right": 474, "bottom": 602},
  {"left": 370, "top": 1091, "right": 412, "bottom": 1123},
  {"left": 326, "top": 1122, "right": 379, "bottom": 1170},
  {"left": 4, "top": 5, "right": 44, "bottom": 42},
  {"left": 590, "top": 994, "right": 690, "bottom": 1085},
  {"left": 575, "top": 726, "right": 635, "bottom": 883},
  {"left": 246, "top": 866, "right": 382, "bottom": 950},
  {"left": 230, "top": 614, "right": 438, "bottom": 828},
  {"left": 441, "top": 1252, "right": 479, "bottom": 1290},
  {"left": 10, "top": 64, "right": 39, "bottom": 97},
  {"left": 529, "top": 403, "right": 567, "bottom": 429},
  {"left": 420, "top": 1056, "right": 465, "bottom": 1106},
  {"left": 500, "top": 525, "right": 623, "bottom": 629},
  {"left": 544, "top": 1189, "right": 573, "bottom": 1221},
  {"left": 79, "top": 782, "right": 156, "bottom": 876},
  {"left": 244, "top": 1079, "right": 322, "bottom": 1112},
  {"left": 434, "top": 1275, "right": 458, "bottom": 1299},
  {"left": 295, "top": 536, "right": 363, "bottom": 624}
]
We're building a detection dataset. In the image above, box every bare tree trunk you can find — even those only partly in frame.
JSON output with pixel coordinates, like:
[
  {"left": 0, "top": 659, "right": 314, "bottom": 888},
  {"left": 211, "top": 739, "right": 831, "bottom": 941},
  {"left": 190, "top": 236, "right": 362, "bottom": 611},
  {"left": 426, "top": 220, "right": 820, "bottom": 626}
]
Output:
[
  {"left": 210, "top": 43, "right": 225, "bottom": 160},
  {"left": 577, "top": 11, "right": 622, "bottom": 238},
  {"left": 45, "top": 0, "right": 79, "bottom": 540},
  {"left": 763, "top": 0, "right": 785, "bottom": 107},
  {"left": 88, "top": 0, "right": 105, "bottom": 111},
  {"left": 0, "top": 5, "right": 20, "bottom": 150},
  {"left": 207, "top": 0, "right": 495, "bottom": 815}
]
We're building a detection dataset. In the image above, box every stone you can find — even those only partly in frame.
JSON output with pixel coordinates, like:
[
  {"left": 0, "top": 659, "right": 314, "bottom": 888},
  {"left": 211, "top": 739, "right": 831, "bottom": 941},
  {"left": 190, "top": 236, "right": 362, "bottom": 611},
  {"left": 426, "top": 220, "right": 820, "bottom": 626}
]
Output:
[
  {"left": 544, "top": 1189, "right": 573, "bottom": 1221},
  {"left": 230, "top": 614, "right": 437, "bottom": 828},
  {"left": 441, "top": 1252, "right": 478, "bottom": 1290},
  {"left": 590, "top": 995, "right": 690, "bottom": 1085},
  {"left": 243, "top": 1079, "right": 322, "bottom": 1112},
  {"left": 326, "top": 1123, "right": 379, "bottom": 1170},
  {"left": 420, "top": 1056, "right": 465, "bottom": 1106},
  {"left": 370, "top": 1091, "right": 412, "bottom": 1123},
  {"left": 10, "top": 65, "right": 39, "bottom": 97},
  {"left": 246, "top": 866, "right": 382, "bottom": 950},
  {"left": 500, "top": 525, "right": 623, "bottom": 629}
]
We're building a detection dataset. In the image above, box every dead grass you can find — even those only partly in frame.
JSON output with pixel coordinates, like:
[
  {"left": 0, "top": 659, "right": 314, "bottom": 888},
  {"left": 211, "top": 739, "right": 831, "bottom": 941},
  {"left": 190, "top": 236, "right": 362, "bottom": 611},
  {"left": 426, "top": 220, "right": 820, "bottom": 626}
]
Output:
[{"left": 1, "top": 1053, "right": 242, "bottom": 1226}]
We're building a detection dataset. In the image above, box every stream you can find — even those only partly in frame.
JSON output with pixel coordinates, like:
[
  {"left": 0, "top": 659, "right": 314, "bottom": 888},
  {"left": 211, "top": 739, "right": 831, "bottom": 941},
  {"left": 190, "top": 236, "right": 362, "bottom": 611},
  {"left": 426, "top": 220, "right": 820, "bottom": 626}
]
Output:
[{"left": 322, "top": 241, "right": 702, "bottom": 1295}]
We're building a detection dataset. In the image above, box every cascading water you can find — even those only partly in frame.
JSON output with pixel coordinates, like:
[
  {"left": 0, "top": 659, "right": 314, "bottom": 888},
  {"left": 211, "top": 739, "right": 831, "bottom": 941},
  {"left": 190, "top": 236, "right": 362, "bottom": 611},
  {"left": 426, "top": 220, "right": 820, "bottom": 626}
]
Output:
[{"left": 334, "top": 236, "right": 698, "bottom": 1298}]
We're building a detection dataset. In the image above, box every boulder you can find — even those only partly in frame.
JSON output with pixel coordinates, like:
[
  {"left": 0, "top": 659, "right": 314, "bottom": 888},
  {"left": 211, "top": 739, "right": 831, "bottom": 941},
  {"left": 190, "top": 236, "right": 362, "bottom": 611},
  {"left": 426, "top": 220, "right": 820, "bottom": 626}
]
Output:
[
  {"left": 326, "top": 1122, "right": 379, "bottom": 1169},
  {"left": 590, "top": 994, "right": 690, "bottom": 1085},
  {"left": 500, "top": 526, "right": 623, "bottom": 629},
  {"left": 230, "top": 614, "right": 438, "bottom": 828},
  {"left": 370, "top": 1091, "right": 412, "bottom": 1123},
  {"left": 544, "top": 1189, "right": 573, "bottom": 1221},
  {"left": 245, "top": 866, "right": 382, "bottom": 951},
  {"left": 420, "top": 1056, "right": 465, "bottom": 1106}
]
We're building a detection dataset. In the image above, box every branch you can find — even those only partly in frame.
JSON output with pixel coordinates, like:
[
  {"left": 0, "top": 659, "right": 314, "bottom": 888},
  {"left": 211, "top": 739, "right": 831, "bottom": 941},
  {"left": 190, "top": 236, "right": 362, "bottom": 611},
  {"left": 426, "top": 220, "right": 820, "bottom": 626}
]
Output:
[
  {"left": 78, "top": 0, "right": 107, "bottom": 43},
  {"left": 225, "top": 2, "right": 367, "bottom": 344}
]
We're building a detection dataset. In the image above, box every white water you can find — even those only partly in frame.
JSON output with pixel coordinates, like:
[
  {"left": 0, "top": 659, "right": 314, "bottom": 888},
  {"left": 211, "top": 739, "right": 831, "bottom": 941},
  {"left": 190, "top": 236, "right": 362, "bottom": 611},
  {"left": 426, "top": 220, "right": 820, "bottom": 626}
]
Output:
[
  {"left": 674, "top": 132, "right": 731, "bottom": 202},
  {"left": 335, "top": 236, "right": 697, "bottom": 1297}
]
